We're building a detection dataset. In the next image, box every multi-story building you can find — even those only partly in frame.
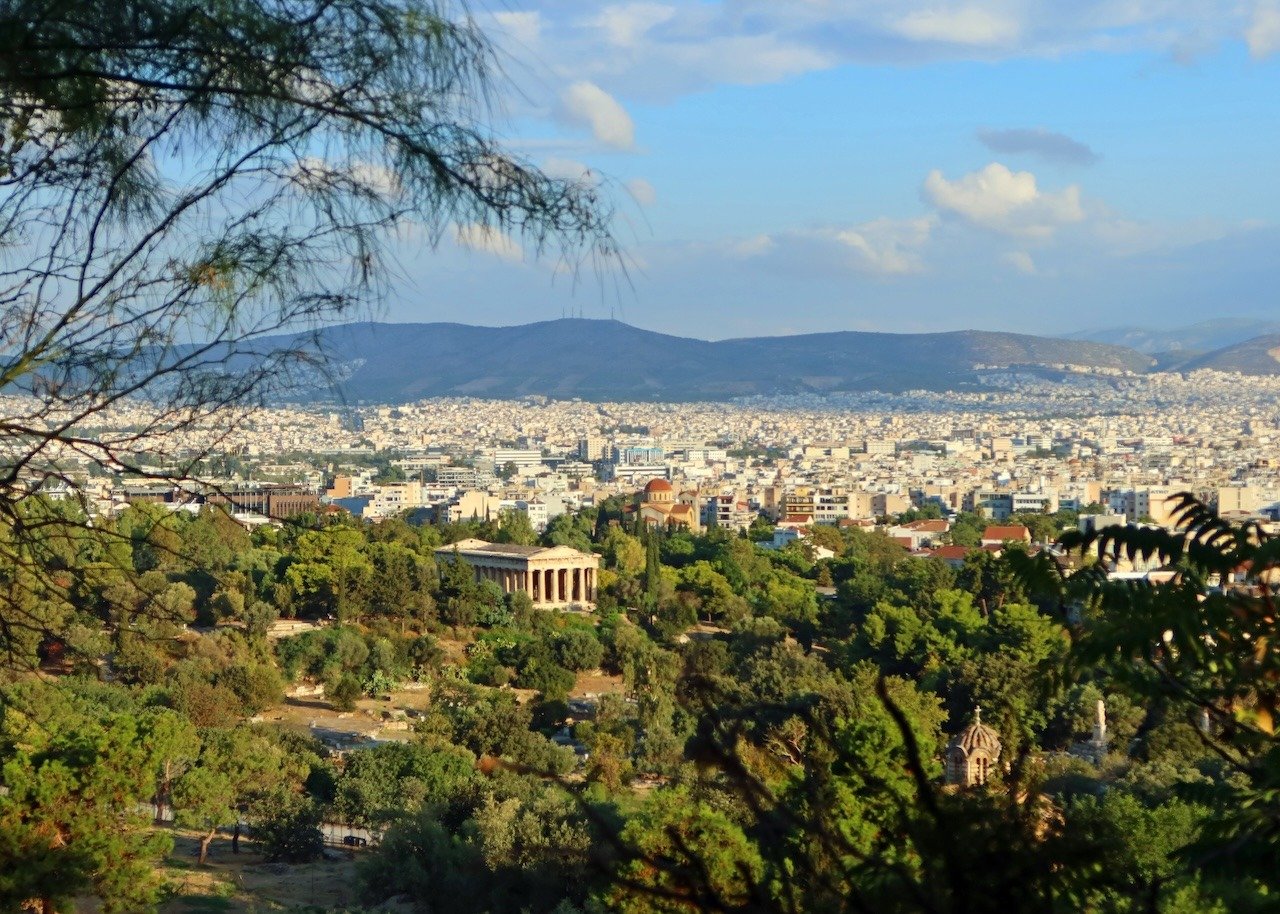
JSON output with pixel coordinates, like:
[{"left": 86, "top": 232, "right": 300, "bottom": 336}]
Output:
[
  {"left": 603, "top": 463, "right": 669, "bottom": 485},
  {"left": 492, "top": 448, "right": 544, "bottom": 472},
  {"left": 616, "top": 445, "right": 665, "bottom": 465},
  {"left": 702, "top": 493, "right": 756, "bottom": 532},
  {"left": 204, "top": 485, "right": 319, "bottom": 519},
  {"left": 577, "top": 435, "right": 609, "bottom": 462}
]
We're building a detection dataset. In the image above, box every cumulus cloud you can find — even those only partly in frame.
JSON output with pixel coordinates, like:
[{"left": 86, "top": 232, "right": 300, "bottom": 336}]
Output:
[
  {"left": 709, "top": 217, "right": 935, "bottom": 277},
  {"left": 977, "top": 127, "right": 1098, "bottom": 166},
  {"left": 625, "top": 178, "right": 657, "bottom": 206},
  {"left": 1246, "top": 2, "right": 1280, "bottom": 57},
  {"left": 730, "top": 234, "right": 776, "bottom": 257},
  {"left": 1002, "top": 251, "right": 1038, "bottom": 275},
  {"left": 470, "top": 3, "right": 1274, "bottom": 106},
  {"left": 588, "top": 3, "right": 676, "bottom": 47},
  {"left": 922, "top": 163, "right": 1084, "bottom": 238},
  {"left": 560, "top": 81, "right": 636, "bottom": 150},
  {"left": 491, "top": 11, "right": 542, "bottom": 47},
  {"left": 832, "top": 217, "right": 936, "bottom": 275},
  {"left": 893, "top": 7, "right": 1021, "bottom": 46},
  {"left": 291, "top": 156, "right": 399, "bottom": 196},
  {"left": 541, "top": 156, "right": 597, "bottom": 183},
  {"left": 452, "top": 223, "right": 524, "bottom": 262}
]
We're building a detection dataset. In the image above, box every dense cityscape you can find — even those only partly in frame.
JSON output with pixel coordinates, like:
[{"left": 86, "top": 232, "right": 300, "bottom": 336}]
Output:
[{"left": 46, "top": 365, "right": 1280, "bottom": 535}]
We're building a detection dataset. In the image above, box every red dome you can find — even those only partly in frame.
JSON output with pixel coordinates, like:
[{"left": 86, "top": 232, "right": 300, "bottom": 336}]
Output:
[{"left": 643, "top": 478, "right": 673, "bottom": 493}]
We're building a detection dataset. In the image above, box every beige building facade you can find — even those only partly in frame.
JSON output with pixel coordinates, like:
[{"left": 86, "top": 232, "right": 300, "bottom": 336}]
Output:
[{"left": 435, "top": 539, "right": 599, "bottom": 608}]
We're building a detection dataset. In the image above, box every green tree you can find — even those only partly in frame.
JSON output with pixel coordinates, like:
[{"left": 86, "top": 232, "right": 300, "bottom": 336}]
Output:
[
  {"left": 172, "top": 727, "right": 299, "bottom": 863},
  {"left": 0, "top": 692, "right": 183, "bottom": 912},
  {"left": 553, "top": 626, "right": 605, "bottom": 672},
  {"left": 329, "top": 673, "right": 363, "bottom": 711},
  {"left": 247, "top": 789, "right": 325, "bottom": 863},
  {"left": 332, "top": 741, "right": 476, "bottom": 827},
  {"left": 609, "top": 788, "right": 764, "bottom": 914},
  {"left": 496, "top": 508, "right": 538, "bottom": 546},
  {"left": 0, "top": 0, "right": 613, "bottom": 666},
  {"left": 1011, "top": 495, "right": 1280, "bottom": 885}
]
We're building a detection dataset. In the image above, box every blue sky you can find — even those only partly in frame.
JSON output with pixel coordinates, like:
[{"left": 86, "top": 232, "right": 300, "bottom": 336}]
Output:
[{"left": 384, "top": 1, "right": 1280, "bottom": 339}]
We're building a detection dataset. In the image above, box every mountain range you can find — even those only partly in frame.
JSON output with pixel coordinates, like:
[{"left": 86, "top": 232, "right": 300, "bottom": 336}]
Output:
[
  {"left": 1062, "top": 317, "right": 1280, "bottom": 355},
  {"left": 262, "top": 320, "right": 1143, "bottom": 402},
  {"left": 251, "top": 319, "right": 1280, "bottom": 402},
  {"left": 1165, "top": 333, "right": 1280, "bottom": 375}
]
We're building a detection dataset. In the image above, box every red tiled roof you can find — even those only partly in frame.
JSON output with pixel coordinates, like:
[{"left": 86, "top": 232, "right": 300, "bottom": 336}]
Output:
[
  {"left": 904, "top": 519, "right": 950, "bottom": 532},
  {"left": 982, "top": 524, "right": 1030, "bottom": 542}
]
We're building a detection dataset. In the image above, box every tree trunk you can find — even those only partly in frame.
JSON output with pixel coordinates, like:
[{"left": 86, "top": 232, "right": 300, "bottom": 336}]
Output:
[
  {"left": 157, "top": 761, "right": 173, "bottom": 824},
  {"left": 199, "top": 826, "right": 217, "bottom": 864},
  {"left": 40, "top": 897, "right": 56, "bottom": 914},
  {"left": 232, "top": 821, "right": 240, "bottom": 854}
]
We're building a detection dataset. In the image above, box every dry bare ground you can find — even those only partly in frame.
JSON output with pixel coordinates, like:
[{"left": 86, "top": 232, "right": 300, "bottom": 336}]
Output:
[{"left": 103, "top": 832, "right": 362, "bottom": 913}]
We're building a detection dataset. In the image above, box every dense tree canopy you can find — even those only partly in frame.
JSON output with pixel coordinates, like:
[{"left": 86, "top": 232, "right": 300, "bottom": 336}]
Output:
[{"left": 0, "top": 0, "right": 615, "bottom": 667}]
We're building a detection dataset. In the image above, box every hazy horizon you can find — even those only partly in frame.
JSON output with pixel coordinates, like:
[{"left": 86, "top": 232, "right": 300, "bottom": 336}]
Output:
[{"left": 347, "top": 313, "right": 1279, "bottom": 346}]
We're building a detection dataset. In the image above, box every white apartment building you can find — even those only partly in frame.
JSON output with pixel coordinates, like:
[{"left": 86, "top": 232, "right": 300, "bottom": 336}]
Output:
[
  {"left": 492, "top": 448, "right": 544, "bottom": 471},
  {"left": 514, "top": 499, "right": 550, "bottom": 532},
  {"left": 603, "top": 463, "right": 669, "bottom": 484}
]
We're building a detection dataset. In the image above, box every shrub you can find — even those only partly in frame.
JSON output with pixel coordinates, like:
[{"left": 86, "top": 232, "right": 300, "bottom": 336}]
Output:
[
  {"left": 248, "top": 790, "right": 324, "bottom": 863},
  {"left": 328, "top": 673, "right": 362, "bottom": 711}
]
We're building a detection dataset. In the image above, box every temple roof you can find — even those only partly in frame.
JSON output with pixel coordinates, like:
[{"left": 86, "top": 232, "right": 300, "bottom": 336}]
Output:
[{"left": 434, "top": 538, "right": 594, "bottom": 561}]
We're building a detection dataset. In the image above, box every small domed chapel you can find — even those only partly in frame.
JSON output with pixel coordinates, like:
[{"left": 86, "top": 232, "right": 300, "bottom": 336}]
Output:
[{"left": 945, "top": 707, "right": 1002, "bottom": 787}]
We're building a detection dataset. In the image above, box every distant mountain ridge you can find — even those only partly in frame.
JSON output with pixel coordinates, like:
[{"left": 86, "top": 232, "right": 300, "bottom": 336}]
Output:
[
  {"left": 1063, "top": 318, "right": 1280, "bottom": 355},
  {"left": 1167, "top": 334, "right": 1280, "bottom": 375},
  {"left": 264, "top": 319, "right": 1156, "bottom": 402}
]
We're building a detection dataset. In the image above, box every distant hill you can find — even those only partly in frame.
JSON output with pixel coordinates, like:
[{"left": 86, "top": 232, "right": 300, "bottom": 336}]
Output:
[
  {"left": 1063, "top": 318, "right": 1280, "bottom": 355},
  {"left": 1169, "top": 334, "right": 1280, "bottom": 375},
  {"left": 260, "top": 319, "right": 1153, "bottom": 402}
]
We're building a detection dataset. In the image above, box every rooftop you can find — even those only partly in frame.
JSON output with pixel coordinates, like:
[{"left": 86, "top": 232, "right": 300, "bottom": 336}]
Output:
[{"left": 435, "top": 538, "right": 593, "bottom": 560}]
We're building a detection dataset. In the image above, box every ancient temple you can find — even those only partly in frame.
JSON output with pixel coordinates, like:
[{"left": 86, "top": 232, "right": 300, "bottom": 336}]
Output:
[
  {"left": 434, "top": 539, "right": 599, "bottom": 608},
  {"left": 945, "top": 706, "right": 1002, "bottom": 787}
]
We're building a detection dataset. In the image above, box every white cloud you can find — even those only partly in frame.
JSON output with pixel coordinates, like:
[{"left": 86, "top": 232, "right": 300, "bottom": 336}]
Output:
[
  {"left": 705, "top": 216, "right": 935, "bottom": 276},
  {"left": 588, "top": 3, "right": 676, "bottom": 47},
  {"left": 472, "top": 2, "right": 1272, "bottom": 106},
  {"left": 1002, "top": 250, "right": 1038, "bottom": 274},
  {"left": 541, "top": 156, "right": 598, "bottom": 183},
  {"left": 560, "top": 81, "right": 636, "bottom": 150},
  {"left": 662, "top": 34, "right": 836, "bottom": 87},
  {"left": 291, "top": 156, "right": 398, "bottom": 196},
  {"left": 1246, "top": 2, "right": 1280, "bottom": 57},
  {"left": 626, "top": 178, "right": 657, "bottom": 206},
  {"left": 833, "top": 217, "right": 936, "bottom": 275},
  {"left": 452, "top": 223, "right": 524, "bottom": 262},
  {"left": 491, "top": 11, "right": 543, "bottom": 47},
  {"left": 894, "top": 7, "right": 1021, "bottom": 46},
  {"left": 922, "top": 162, "right": 1084, "bottom": 238},
  {"left": 730, "top": 234, "right": 776, "bottom": 257}
]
